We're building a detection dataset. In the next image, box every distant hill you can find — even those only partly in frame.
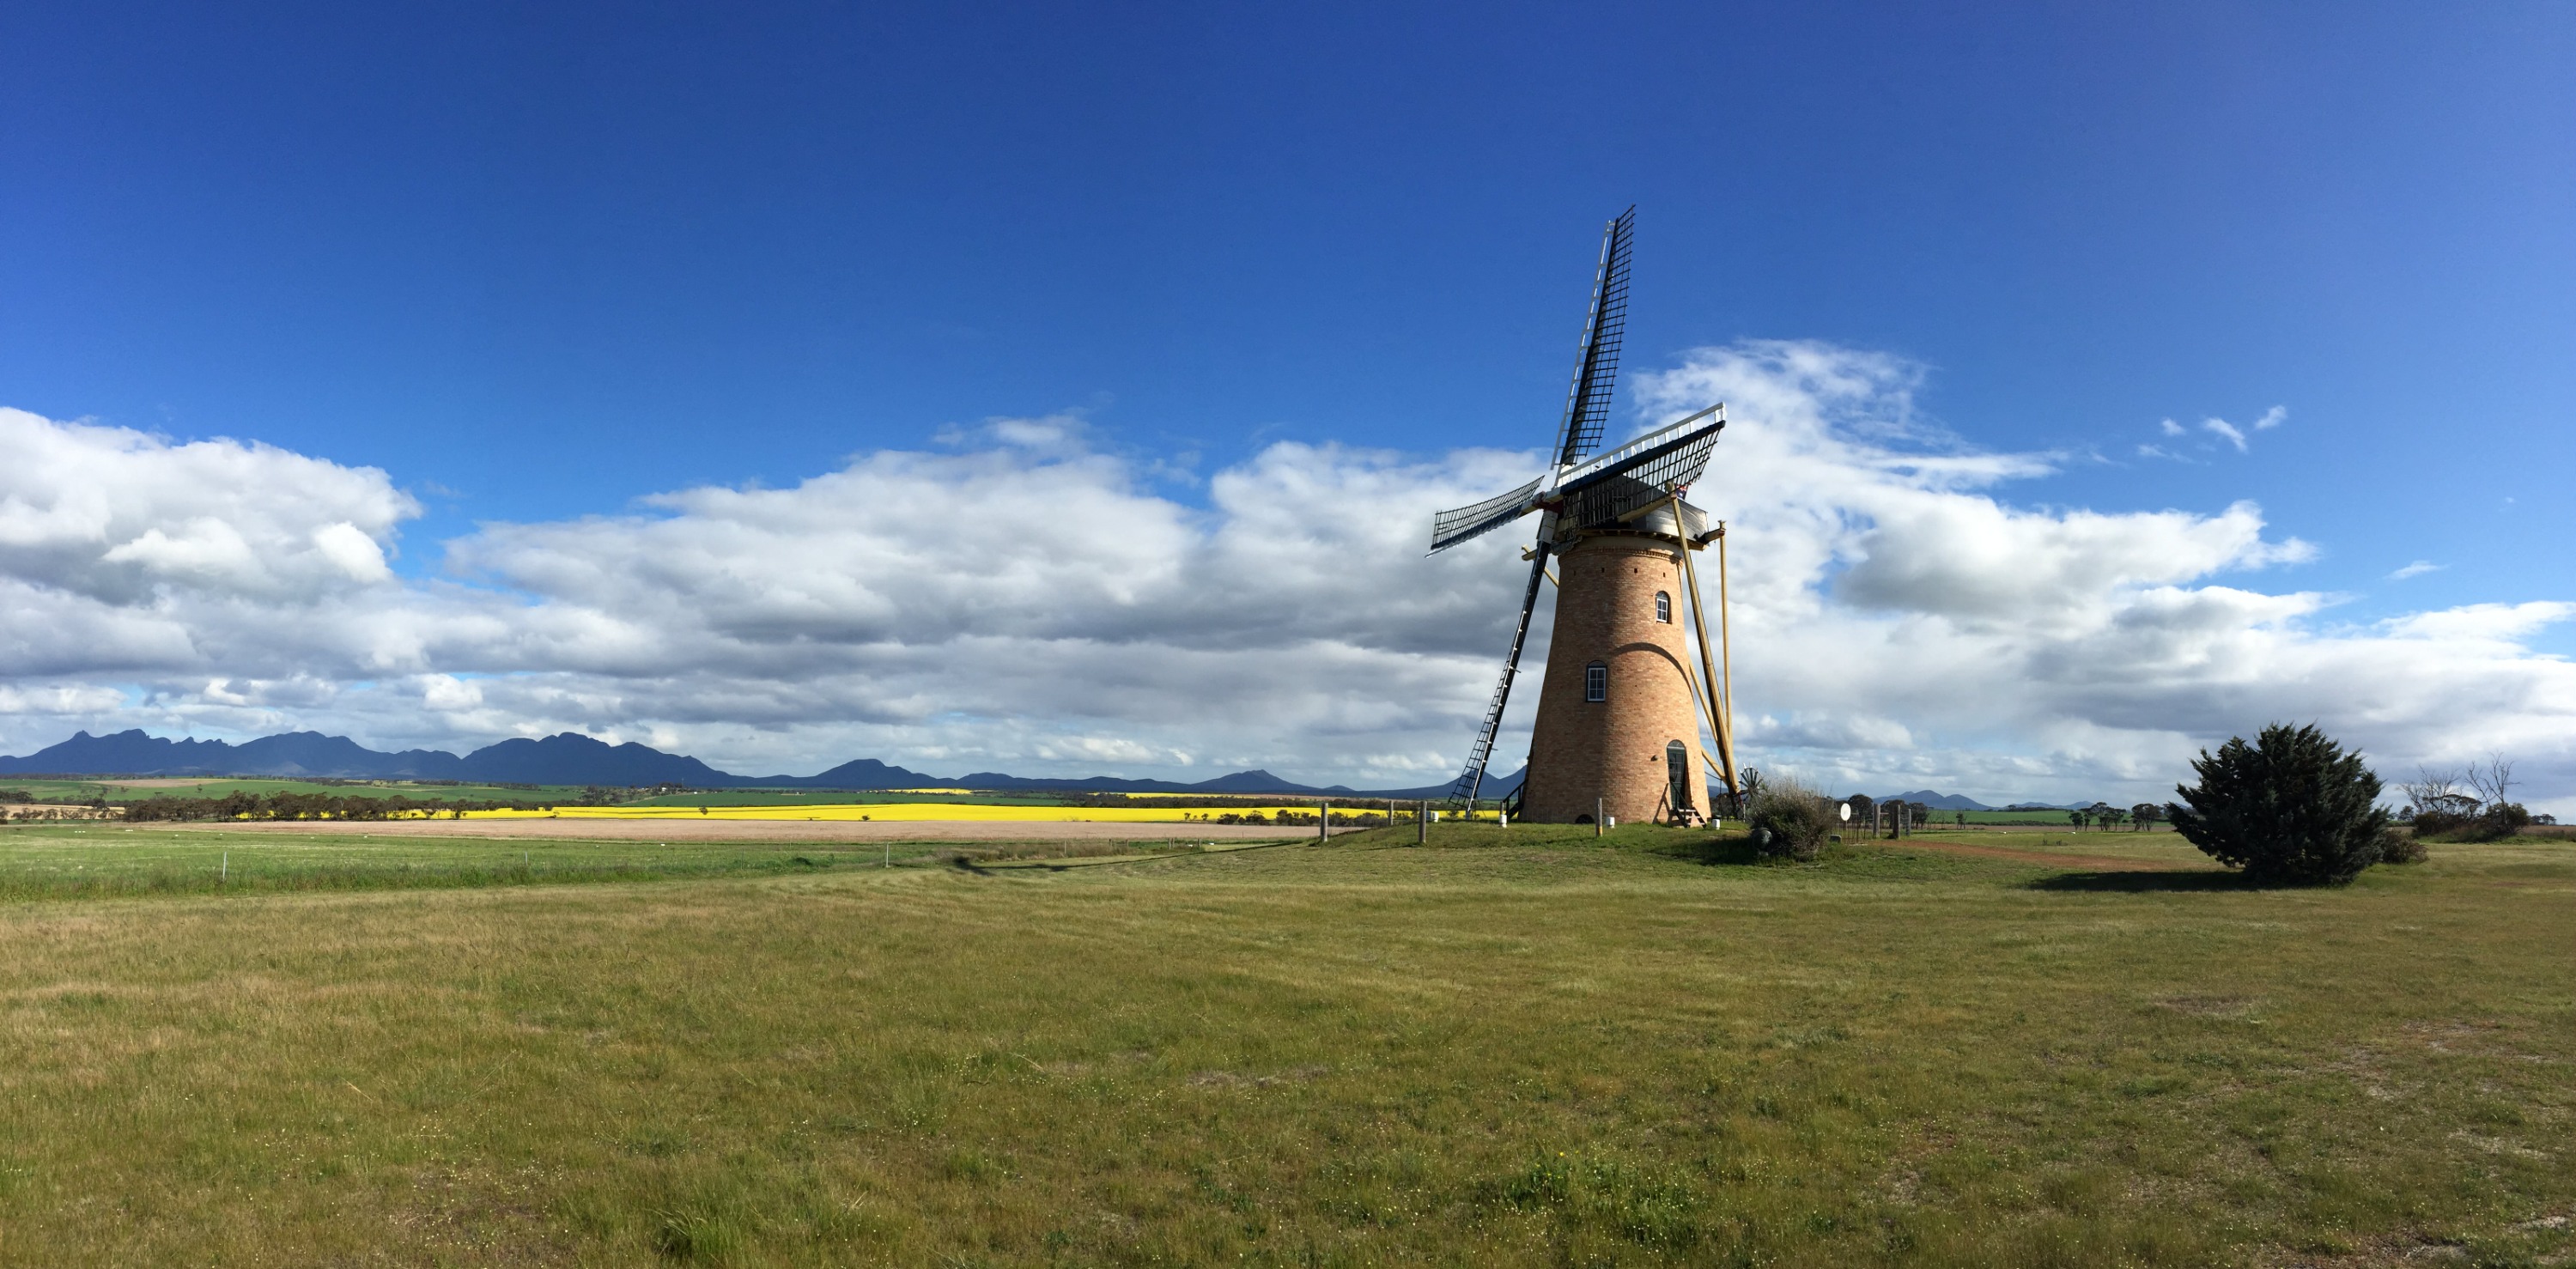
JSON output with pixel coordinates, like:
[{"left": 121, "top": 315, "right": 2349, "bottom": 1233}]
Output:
[
  {"left": 1843, "top": 790, "right": 2129, "bottom": 812},
  {"left": 0, "top": 728, "right": 1513, "bottom": 799},
  {"left": 450, "top": 734, "right": 738, "bottom": 787},
  {"left": 1868, "top": 789, "right": 1998, "bottom": 811},
  {"left": 0, "top": 730, "right": 472, "bottom": 780}
]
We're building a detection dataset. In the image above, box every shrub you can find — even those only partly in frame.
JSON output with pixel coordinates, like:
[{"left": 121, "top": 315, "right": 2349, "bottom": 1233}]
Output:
[
  {"left": 1747, "top": 777, "right": 1832, "bottom": 862},
  {"left": 2409, "top": 802, "right": 2530, "bottom": 842},
  {"left": 2476, "top": 802, "right": 2533, "bottom": 839},
  {"left": 2166, "top": 723, "right": 2388, "bottom": 886},
  {"left": 2378, "top": 827, "right": 2427, "bottom": 865}
]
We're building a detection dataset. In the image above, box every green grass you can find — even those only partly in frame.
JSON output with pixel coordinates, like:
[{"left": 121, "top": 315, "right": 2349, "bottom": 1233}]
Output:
[
  {"left": 0, "top": 823, "right": 1230, "bottom": 899},
  {"left": 0, "top": 823, "right": 948, "bottom": 898},
  {"left": 1946, "top": 809, "right": 2163, "bottom": 826},
  {"left": 0, "top": 824, "right": 2567, "bottom": 1266}
]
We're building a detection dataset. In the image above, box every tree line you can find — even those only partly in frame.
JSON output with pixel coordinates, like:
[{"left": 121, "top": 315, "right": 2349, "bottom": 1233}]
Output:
[{"left": 119, "top": 792, "right": 554, "bottom": 822}]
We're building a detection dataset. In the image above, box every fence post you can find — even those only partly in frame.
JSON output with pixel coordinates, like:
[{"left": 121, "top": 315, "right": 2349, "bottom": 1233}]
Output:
[
  {"left": 1596, "top": 798, "right": 1605, "bottom": 838},
  {"left": 1318, "top": 801, "right": 1329, "bottom": 842},
  {"left": 1418, "top": 801, "right": 1429, "bottom": 846}
]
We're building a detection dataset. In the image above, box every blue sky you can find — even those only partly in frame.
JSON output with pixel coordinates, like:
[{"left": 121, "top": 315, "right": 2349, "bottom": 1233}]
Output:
[{"left": 2, "top": 2, "right": 2572, "bottom": 798}]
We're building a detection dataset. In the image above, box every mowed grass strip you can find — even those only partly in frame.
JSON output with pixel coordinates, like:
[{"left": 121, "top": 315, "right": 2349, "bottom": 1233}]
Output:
[
  {"left": 0, "top": 827, "right": 2567, "bottom": 1266},
  {"left": 0, "top": 824, "right": 1202, "bottom": 900}
]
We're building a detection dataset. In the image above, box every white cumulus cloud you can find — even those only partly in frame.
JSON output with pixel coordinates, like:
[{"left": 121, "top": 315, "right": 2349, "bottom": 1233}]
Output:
[
  {"left": 0, "top": 408, "right": 416, "bottom": 604},
  {"left": 0, "top": 353, "right": 2568, "bottom": 812}
]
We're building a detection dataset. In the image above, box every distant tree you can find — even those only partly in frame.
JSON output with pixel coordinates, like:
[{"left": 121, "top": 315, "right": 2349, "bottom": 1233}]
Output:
[
  {"left": 2067, "top": 809, "right": 2087, "bottom": 829},
  {"left": 2167, "top": 723, "right": 2387, "bottom": 886},
  {"left": 2465, "top": 754, "right": 2516, "bottom": 808},
  {"left": 2091, "top": 803, "right": 2126, "bottom": 830},
  {"left": 2403, "top": 757, "right": 2530, "bottom": 841},
  {"left": 2464, "top": 754, "right": 2532, "bottom": 838},
  {"left": 2401, "top": 767, "right": 2471, "bottom": 834},
  {"left": 2129, "top": 803, "right": 2160, "bottom": 832},
  {"left": 1954, "top": 810, "right": 1967, "bottom": 827}
]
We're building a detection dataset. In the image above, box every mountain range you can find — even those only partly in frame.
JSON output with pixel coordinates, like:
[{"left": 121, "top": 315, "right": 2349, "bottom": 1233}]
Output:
[
  {"left": 0, "top": 729, "right": 1518, "bottom": 799},
  {"left": 1860, "top": 791, "right": 2108, "bottom": 811},
  {"left": 0, "top": 730, "right": 2091, "bottom": 808}
]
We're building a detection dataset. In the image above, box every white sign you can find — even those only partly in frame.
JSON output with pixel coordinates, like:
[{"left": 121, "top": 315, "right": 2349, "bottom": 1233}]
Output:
[{"left": 1838, "top": 802, "right": 1852, "bottom": 823}]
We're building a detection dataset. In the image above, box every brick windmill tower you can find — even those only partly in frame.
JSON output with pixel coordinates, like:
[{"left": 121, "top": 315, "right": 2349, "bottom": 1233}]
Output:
[{"left": 1427, "top": 208, "right": 1739, "bottom": 825}]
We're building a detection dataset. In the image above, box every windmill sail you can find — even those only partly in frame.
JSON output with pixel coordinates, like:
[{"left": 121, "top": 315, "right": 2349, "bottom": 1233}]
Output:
[
  {"left": 1428, "top": 474, "right": 1545, "bottom": 554},
  {"left": 1449, "top": 548, "right": 1552, "bottom": 805},
  {"left": 1549, "top": 206, "right": 1635, "bottom": 471}
]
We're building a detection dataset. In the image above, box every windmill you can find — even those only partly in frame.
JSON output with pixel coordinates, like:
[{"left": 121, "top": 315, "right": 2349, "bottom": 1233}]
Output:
[{"left": 1427, "top": 207, "right": 1739, "bottom": 823}]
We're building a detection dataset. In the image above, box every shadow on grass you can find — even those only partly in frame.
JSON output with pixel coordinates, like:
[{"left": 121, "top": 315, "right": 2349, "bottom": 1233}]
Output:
[
  {"left": 2027, "top": 870, "right": 2254, "bottom": 893},
  {"left": 1655, "top": 838, "right": 1776, "bottom": 868}
]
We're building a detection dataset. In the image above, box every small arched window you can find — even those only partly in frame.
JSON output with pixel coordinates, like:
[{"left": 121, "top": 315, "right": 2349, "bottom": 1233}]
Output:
[
  {"left": 1654, "top": 591, "right": 1672, "bottom": 622},
  {"left": 1583, "top": 661, "right": 1607, "bottom": 702}
]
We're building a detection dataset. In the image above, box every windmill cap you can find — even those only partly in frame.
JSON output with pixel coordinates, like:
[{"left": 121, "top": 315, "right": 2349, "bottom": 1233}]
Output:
[{"left": 1548, "top": 493, "right": 1709, "bottom": 544}]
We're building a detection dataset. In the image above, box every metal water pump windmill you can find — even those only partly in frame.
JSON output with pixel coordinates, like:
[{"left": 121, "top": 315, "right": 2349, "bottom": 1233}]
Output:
[{"left": 1427, "top": 207, "right": 1741, "bottom": 824}]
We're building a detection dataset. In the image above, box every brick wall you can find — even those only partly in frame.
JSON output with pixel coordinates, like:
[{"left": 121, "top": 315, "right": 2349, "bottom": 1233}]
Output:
[{"left": 1521, "top": 533, "right": 1708, "bottom": 824}]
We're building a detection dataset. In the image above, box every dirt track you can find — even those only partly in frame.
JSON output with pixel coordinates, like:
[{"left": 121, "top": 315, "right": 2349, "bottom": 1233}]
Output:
[{"left": 155, "top": 818, "right": 1321, "bottom": 843}]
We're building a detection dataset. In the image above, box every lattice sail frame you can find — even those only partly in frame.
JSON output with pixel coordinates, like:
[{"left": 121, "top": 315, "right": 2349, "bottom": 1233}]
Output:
[
  {"left": 1427, "top": 475, "right": 1546, "bottom": 555},
  {"left": 1551, "top": 205, "right": 1634, "bottom": 470}
]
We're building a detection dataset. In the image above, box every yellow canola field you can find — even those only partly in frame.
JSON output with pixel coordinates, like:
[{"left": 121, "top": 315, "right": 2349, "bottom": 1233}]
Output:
[{"left": 459, "top": 803, "right": 1375, "bottom": 823}]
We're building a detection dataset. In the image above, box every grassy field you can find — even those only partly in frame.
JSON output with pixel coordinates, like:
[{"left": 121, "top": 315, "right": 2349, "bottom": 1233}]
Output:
[
  {"left": 0, "top": 823, "right": 2567, "bottom": 1266},
  {"left": 0, "top": 822, "right": 1067, "bottom": 899},
  {"left": 1958, "top": 808, "right": 2099, "bottom": 825}
]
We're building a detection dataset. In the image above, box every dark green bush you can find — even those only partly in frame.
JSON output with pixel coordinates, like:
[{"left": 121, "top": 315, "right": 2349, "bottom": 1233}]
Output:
[
  {"left": 2475, "top": 803, "right": 2533, "bottom": 839},
  {"left": 1747, "top": 778, "right": 1832, "bottom": 862},
  {"left": 2167, "top": 723, "right": 2388, "bottom": 886},
  {"left": 2407, "top": 803, "right": 2530, "bottom": 843},
  {"left": 2377, "top": 828, "right": 2427, "bottom": 865}
]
